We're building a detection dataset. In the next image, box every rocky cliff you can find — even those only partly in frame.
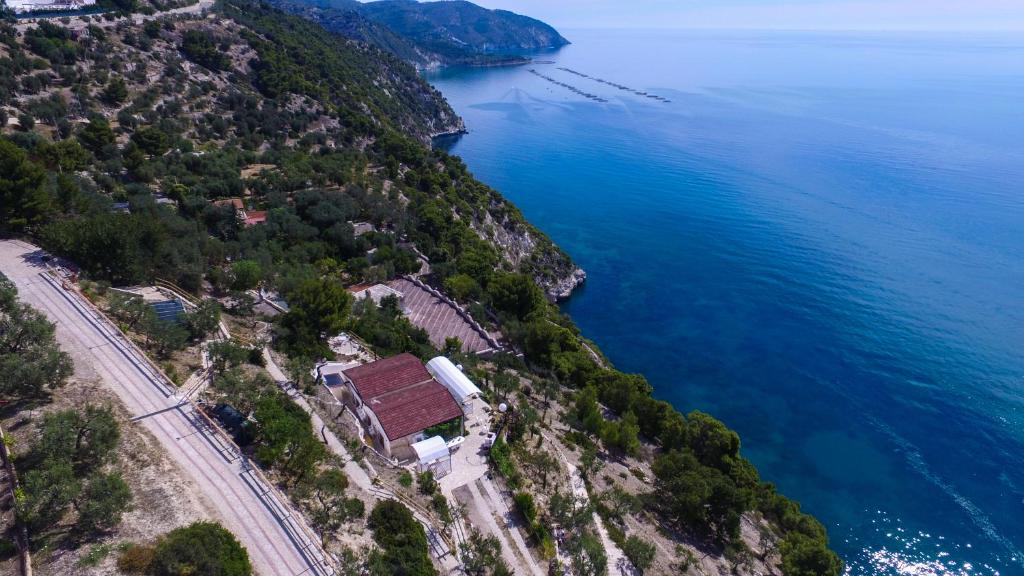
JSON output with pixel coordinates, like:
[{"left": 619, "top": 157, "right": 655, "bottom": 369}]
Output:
[{"left": 271, "top": 0, "right": 570, "bottom": 67}]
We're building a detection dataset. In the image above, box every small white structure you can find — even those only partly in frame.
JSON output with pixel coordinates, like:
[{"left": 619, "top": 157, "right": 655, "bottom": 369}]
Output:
[
  {"left": 351, "top": 283, "right": 403, "bottom": 306},
  {"left": 5, "top": 0, "right": 95, "bottom": 13},
  {"left": 426, "top": 356, "right": 482, "bottom": 413},
  {"left": 411, "top": 436, "right": 451, "bottom": 477}
]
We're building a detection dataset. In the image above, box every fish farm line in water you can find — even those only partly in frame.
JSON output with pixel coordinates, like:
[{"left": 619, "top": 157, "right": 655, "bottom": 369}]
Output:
[
  {"left": 558, "top": 67, "right": 672, "bottom": 102},
  {"left": 529, "top": 69, "right": 610, "bottom": 103}
]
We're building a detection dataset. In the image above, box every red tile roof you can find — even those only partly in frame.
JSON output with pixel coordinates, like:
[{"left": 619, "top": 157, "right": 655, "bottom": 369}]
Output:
[
  {"left": 213, "top": 198, "right": 245, "bottom": 211},
  {"left": 344, "top": 353, "right": 431, "bottom": 399},
  {"left": 244, "top": 211, "right": 267, "bottom": 226},
  {"left": 343, "top": 354, "right": 462, "bottom": 440},
  {"left": 370, "top": 381, "right": 464, "bottom": 441}
]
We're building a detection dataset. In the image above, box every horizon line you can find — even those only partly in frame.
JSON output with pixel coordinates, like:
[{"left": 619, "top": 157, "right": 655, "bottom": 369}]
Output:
[{"left": 553, "top": 25, "right": 1024, "bottom": 34}]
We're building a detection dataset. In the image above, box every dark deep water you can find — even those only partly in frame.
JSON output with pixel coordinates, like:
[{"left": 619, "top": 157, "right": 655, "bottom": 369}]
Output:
[{"left": 427, "top": 29, "right": 1024, "bottom": 575}]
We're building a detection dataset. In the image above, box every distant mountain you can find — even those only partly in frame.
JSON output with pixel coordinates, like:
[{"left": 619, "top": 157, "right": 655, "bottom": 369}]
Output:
[{"left": 270, "top": 0, "right": 569, "bottom": 67}]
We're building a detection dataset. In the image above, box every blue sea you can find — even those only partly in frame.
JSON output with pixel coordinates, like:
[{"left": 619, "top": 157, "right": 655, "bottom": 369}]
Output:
[{"left": 426, "top": 30, "right": 1024, "bottom": 575}]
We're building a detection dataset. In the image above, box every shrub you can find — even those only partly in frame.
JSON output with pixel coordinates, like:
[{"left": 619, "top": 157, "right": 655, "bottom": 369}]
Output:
[
  {"left": 367, "top": 500, "right": 436, "bottom": 576},
  {"left": 0, "top": 538, "right": 19, "bottom": 560},
  {"left": 513, "top": 492, "right": 536, "bottom": 525},
  {"left": 488, "top": 437, "right": 520, "bottom": 487},
  {"left": 117, "top": 543, "right": 156, "bottom": 574},
  {"left": 149, "top": 522, "right": 252, "bottom": 576},
  {"left": 344, "top": 497, "right": 365, "bottom": 519},
  {"left": 398, "top": 470, "right": 413, "bottom": 487},
  {"left": 417, "top": 471, "right": 437, "bottom": 495},
  {"left": 622, "top": 535, "right": 656, "bottom": 574}
]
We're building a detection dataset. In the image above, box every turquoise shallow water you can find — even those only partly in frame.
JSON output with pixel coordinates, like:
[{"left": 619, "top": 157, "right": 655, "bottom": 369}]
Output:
[{"left": 426, "top": 29, "right": 1024, "bottom": 575}]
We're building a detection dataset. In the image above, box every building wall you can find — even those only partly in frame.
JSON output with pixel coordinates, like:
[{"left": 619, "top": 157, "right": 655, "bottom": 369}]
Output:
[{"left": 390, "top": 432, "right": 424, "bottom": 462}]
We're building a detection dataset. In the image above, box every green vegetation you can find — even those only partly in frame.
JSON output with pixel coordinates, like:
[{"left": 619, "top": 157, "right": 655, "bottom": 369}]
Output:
[
  {"left": 179, "top": 29, "right": 231, "bottom": 71},
  {"left": 107, "top": 291, "right": 221, "bottom": 358},
  {"left": 15, "top": 403, "right": 133, "bottom": 536},
  {"left": 0, "top": 0, "right": 840, "bottom": 570},
  {"left": 459, "top": 530, "right": 511, "bottom": 576},
  {"left": 276, "top": 277, "right": 352, "bottom": 358},
  {"left": 622, "top": 535, "right": 656, "bottom": 574},
  {"left": 272, "top": 0, "right": 568, "bottom": 67},
  {"left": 147, "top": 521, "right": 252, "bottom": 576},
  {"left": 367, "top": 500, "right": 436, "bottom": 576},
  {"left": 307, "top": 469, "right": 362, "bottom": 546},
  {"left": 0, "top": 273, "right": 73, "bottom": 400},
  {"left": 252, "top": 391, "right": 326, "bottom": 484}
]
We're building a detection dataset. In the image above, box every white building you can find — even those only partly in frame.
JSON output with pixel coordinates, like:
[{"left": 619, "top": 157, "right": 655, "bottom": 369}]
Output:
[
  {"left": 410, "top": 436, "right": 451, "bottom": 477},
  {"left": 426, "top": 356, "right": 482, "bottom": 414},
  {"left": 5, "top": 0, "right": 96, "bottom": 13},
  {"left": 350, "top": 283, "right": 403, "bottom": 306},
  {"left": 334, "top": 353, "right": 464, "bottom": 461}
]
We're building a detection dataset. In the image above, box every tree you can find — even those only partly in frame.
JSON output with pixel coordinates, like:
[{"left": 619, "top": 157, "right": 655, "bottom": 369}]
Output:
[
  {"left": 211, "top": 369, "right": 274, "bottom": 416},
  {"left": 522, "top": 449, "right": 558, "bottom": 490},
  {"left": 602, "top": 410, "right": 641, "bottom": 457},
  {"left": 548, "top": 491, "right": 592, "bottom": 531},
  {"left": 513, "top": 491, "right": 537, "bottom": 525},
  {"left": 39, "top": 404, "right": 121, "bottom": 470},
  {"left": 600, "top": 486, "right": 641, "bottom": 521},
  {"left": 574, "top": 386, "right": 604, "bottom": 436},
  {"left": 277, "top": 278, "right": 352, "bottom": 358},
  {"left": 578, "top": 443, "right": 601, "bottom": 481},
  {"left": 780, "top": 532, "right": 843, "bottom": 576},
  {"left": 35, "top": 138, "right": 90, "bottom": 172},
  {"left": 184, "top": 299, "right": 221, "bottom": 341},
  {"left": 144, "top": 317, "right": 189, "bottom": 359},
  {"left": 15, "top": 458, "right": 80, "bottom": 531},
  {"left": 367, "top": 500, "right": 436, "bottom": 576},
  {"left": 486, "top": 273, "right": 545, "bottom": 320},
  {"left": 208, "top": 341, "right": 254, "bottom": 375},
  {"left": 0, "top": 137, "right": 50, "bottom": 232},
  {"left": 253, "top": 394, "right": 326, "bottom": 483},
  {"left": 230, "top": 260, "right": 263, "bottom": 291},
  {"left": 102, "top": 77, "right": 128, "bottom": 105},
  {"left": 443, "top": 336, "right": 462, "bottom": 357},
  {"left": 443, "top": 273, "right": 480, "bottom": 302},
  {"left": 417, "top": 470, "right": 437, "bottom": 495},
  {"left": 652, "top": 450, "right": 749, "bottom": 543},
  {"left": 566, "top": 531, "right": 607, "bottom": 576},
  {"left": 686, "top": 411, "right": 741, "bottom": 471},
  {"left": 0, "top": 291, "right": 73, "bottom": 399},
  {"left": 180, "top": 30, "right": 231, "bottom": 71},
  {"left": 108, "top": 291, "right": 156, "bottom": 331},
  {"left": 76, "top": 471, "right": 133, "bottom": 533},
  {"left": 131, "top": 125, "right": 170, "bottom": 156},
  {"left": 460, "top": 530, "right": 511, "bottom": 576},
  {"left": 622, "top": 535, "right": 656, "bottom": 574},
  {"left": 78, "top": 115, "right": 116, "bottom": 156},
  {"left": 150, "top": 522, "right": 252, "bottom": 576},
  {"left": 309, "top": 469, "right": 350, "bottom": 545}
]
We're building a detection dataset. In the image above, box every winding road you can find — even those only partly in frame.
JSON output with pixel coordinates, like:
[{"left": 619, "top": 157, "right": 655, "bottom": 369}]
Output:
[{"left": 0, "top": 240, "right": 332, "bottom": 576}]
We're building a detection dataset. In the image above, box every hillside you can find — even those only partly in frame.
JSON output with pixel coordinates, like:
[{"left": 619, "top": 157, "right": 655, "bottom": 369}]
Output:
[
  {"left": 272, "top": 0, "right": 570, "bottom": 67},
  {"left": 0, "top": 0, "right": 578, "bottom": 294},
  {"left": 0, "top": 2, "right": 839, "bottom": 575}
]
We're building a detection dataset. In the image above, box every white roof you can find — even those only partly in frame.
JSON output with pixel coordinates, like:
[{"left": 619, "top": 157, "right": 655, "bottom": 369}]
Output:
[
  {"left": 352, "top": 284, "right": 403, "bottom": 305},
  {"left": 426, "top": 356, "right": 482, "bottom": 404},
  {"left": 411, "top": 435, "right": 449, "bottom": 464}
]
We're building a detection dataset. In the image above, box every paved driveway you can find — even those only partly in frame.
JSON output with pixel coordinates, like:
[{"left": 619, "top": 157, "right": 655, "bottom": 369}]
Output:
[{"left": 0, "top": 240, "right": 331, "bottom": 576}]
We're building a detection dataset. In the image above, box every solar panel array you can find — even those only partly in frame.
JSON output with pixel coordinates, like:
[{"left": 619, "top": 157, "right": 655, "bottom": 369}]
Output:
[{"left": 151, "top": 299, "right": 186, "bottom": 323}]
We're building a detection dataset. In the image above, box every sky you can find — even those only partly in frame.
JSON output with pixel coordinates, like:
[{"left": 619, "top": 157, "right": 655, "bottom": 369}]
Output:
[{"left": 465, "top": 0, "right": 1024, "bottom": 31}]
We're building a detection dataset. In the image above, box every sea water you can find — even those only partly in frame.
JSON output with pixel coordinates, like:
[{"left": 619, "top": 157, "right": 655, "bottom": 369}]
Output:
[{"left": 427, "top": 29, "right": 1024, "bottom": 575}]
